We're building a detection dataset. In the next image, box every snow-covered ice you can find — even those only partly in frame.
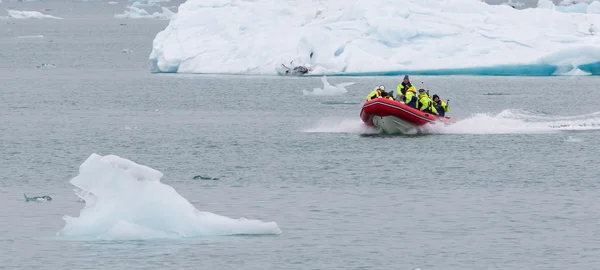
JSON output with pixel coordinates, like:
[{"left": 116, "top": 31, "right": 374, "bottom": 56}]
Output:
[
  {"left": 149, "top": 0, "right": 600, "bottom": 76},
  {"left": 558, "top": 0, "right": 598, "bottom": 6},
  {"left": 588, "top": 1, "right": 600, "bottom": 13},
  {"left": 545, "top": 0, "right": 600, "bottom": 13}
]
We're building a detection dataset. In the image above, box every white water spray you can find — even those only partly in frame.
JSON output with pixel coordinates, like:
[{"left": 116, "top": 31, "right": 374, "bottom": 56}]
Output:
[
  {"left": 305, "top": 109, "right": 600, "bottom": 135},
  {"left": 424, "top": 109, "right": 600, "bottom": 135}
]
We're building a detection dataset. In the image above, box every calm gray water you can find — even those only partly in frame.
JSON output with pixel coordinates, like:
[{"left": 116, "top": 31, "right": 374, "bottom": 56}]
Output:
[{"left": 2, "top": 1, "right": 600, "bottom": 270}]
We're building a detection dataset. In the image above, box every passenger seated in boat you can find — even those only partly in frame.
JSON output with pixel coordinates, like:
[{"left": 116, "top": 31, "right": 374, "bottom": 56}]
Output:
[
  {"left": 404, "top": 87, "right": 418, "bottom": 108},
  {"left": 396, "top": 75, "right": 415, "bottom": 98},
  {"left": 417, "top": 89, "right": 438, "bottom": 115},
  {"left": 383, "top": 86, "right": 394, "bottom": 100},
  {"left": 432, "top": 94, "right": 450, "bottom": 117},
  {"left": 397, "top": 75, "right": 417, "bottom": 107},
  {"left": 366, "top": 85, "right": 392, "bottom": 101}
]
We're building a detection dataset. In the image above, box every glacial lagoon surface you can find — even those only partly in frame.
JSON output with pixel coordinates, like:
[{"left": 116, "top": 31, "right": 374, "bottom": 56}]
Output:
[{"left": 1, "top": 1, "right": 600, "bottom": 269}]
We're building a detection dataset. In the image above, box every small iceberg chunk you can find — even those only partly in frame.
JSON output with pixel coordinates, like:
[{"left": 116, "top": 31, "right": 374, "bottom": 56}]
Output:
[
  {"left": 57, "top": 153, "right": 282, "bottom": 240},
  {"left": 302, "top": 76, "right": 355, "bottom": 96},
  {"left": 8, "top": 10, "right": 63, "bottom": 19}
]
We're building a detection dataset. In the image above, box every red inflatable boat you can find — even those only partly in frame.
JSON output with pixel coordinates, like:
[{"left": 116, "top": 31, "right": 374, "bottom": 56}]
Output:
[{"left": 360, "top": 98, "right": 455, "bottom": 134}]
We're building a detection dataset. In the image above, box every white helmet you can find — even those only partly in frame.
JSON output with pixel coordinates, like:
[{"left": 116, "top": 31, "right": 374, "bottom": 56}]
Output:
[{"left": 378, "top": 85, "right": 385, "bottom": 91}]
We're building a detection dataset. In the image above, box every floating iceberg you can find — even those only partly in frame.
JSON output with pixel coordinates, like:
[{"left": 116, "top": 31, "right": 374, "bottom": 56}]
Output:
[
  {"left": 302, "top": 76, "right": 355, "bottom": 96},
  {"left": 17, "top": 35, "right": 44, "bottom": 38},
  {"left": 149, "top": 0, "right": 600, "bottom": 76},
  {"left": 57, "top": 153, "right": 282, "bottom": 240},
  {"left": 7, "top": 10, "right": 63, "bottom": 19},
  {"left": 115, "top": 6, "right": 174, "bottom": 20}
]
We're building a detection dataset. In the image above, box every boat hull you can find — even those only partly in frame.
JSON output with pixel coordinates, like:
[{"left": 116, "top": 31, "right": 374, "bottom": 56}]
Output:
[
  {"left": 360, "top": 98, "right": 454, "bottom": 134},
  {"left": 372, "top": 115, "right": 418, "bottom": 134}
]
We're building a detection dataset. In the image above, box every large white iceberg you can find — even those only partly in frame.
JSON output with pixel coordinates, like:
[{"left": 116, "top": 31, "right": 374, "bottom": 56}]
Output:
[
  {"left": 57, "top": 153, "right": 282, "bottom": 240},
  {"left": 149, "top": 0, "right": 600, "bottom": 76}
]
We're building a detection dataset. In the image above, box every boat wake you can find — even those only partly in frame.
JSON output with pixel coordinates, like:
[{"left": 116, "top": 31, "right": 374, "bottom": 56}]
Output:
[
  {"left": 304, "top": 109, "right": 600, "bottom": 135},
  {"left": 423, "top": 109, "right": 600, "bottom": 135}
]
